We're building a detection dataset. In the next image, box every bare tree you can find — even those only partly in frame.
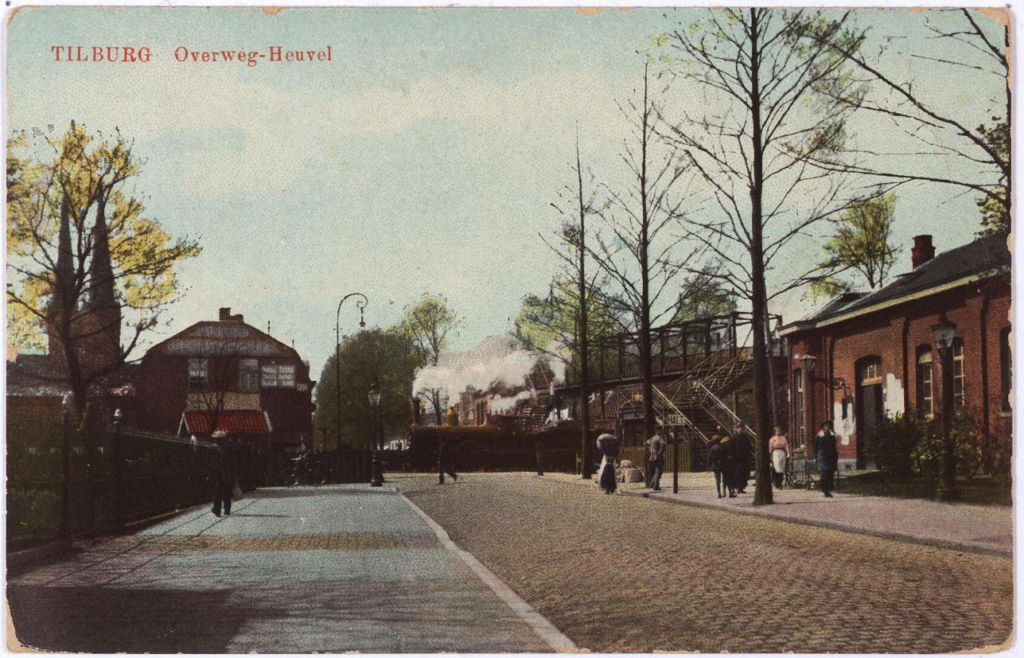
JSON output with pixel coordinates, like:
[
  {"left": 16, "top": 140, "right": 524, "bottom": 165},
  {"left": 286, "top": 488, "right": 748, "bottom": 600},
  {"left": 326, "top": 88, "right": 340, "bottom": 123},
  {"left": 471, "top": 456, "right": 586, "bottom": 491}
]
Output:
[
  {"left": 662, "top": 9, "right": 865, "bottom": 505},
  {"left": 794, "top": 9, "right": 1010, "bottom": 235},
  {"left": 589, "top": 61, "right": 698, "bottom": 448},
  {"left": 522, "top": 131, "right": 622, "bottom": 478}
]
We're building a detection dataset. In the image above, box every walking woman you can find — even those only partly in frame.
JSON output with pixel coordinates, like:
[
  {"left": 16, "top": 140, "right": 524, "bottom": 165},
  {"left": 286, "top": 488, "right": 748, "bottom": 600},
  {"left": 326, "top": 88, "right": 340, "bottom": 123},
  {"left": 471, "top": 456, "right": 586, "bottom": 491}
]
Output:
[
  {"left": 814, "top": 421, "right": 840, "bottom": 498},
  {"left": 769, "top": 426, "right": 792, "bottom": 490},
  {"left": 729, "top": 423, "right": 751, "bottom": 494},
  {"left": 596, "top": 433, "right": 620, "bottom": 494}
]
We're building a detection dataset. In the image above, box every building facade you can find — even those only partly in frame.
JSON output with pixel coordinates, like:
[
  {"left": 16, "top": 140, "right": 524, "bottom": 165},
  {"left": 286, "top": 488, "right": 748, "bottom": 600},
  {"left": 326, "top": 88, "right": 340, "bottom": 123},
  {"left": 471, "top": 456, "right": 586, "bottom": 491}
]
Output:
[
  {"left": 780, "top": 234, "right": 1011, "bottom": 470},
  {"left": 138, "top": 307, "right": 315, "bottom": 449}
]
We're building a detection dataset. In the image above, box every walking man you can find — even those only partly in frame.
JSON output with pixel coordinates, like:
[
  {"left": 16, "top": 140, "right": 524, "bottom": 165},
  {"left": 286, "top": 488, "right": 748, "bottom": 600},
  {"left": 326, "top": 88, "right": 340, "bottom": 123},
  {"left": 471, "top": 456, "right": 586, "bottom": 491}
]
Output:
[
  {"left": 647, "top": 431, "right": 667, "bottom": 491},
  {"left": 438, "top": 438, "right": 458, "bottom": 484},
  {"left": 211, "top": 430, "right": 235, "bottom": 517},
  {"left": 708, "top": 437, "right": 726, "bottom": 498},
  {"left": 814, "top": 420, "right": 839, "bottom": 498}
]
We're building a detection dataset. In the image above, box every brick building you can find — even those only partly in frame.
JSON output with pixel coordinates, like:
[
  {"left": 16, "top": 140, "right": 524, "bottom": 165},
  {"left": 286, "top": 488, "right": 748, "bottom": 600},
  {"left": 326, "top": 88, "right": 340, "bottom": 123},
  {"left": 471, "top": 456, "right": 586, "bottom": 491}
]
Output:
[
  {"left": 779, "top": 234, "right": 1011, "bottom": 470},
  {"left": 138, "top": 307, "right": 315, "bottom": 451}
]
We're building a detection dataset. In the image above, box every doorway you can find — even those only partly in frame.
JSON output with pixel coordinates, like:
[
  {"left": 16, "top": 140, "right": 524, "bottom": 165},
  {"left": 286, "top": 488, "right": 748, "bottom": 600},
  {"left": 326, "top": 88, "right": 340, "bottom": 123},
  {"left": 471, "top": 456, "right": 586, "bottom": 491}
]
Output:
[{"left": 856, "top": 356, "right": 884, "bottom": 469}]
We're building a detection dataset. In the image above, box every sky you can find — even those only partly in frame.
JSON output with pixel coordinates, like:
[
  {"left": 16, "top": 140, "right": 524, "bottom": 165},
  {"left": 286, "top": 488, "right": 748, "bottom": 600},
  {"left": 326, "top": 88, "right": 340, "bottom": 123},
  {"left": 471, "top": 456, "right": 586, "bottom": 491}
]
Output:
[{"left": 5, "top": 7, "right": 1008, "bottom": 379}]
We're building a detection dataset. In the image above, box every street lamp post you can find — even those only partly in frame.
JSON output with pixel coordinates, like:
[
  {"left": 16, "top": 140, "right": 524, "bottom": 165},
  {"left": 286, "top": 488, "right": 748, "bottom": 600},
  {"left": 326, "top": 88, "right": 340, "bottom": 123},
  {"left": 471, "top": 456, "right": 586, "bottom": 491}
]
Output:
[
  {"left": 60, "top": 393, "right": 72, "bottom": 542},
  {"left": 932, "top": 320, "right": 959, "bottom": 502},
  {"left": 800, "top": 354, "right": 817, "bottom": 455},
  {"left": 113, "top": 408, "right": 123, "bottom": 529},
  {"left": 368, "top": 384, "right": 383, "bottom": 487},
  {"left": 335, "top": 293, "right": 368, "bottom": 454}
]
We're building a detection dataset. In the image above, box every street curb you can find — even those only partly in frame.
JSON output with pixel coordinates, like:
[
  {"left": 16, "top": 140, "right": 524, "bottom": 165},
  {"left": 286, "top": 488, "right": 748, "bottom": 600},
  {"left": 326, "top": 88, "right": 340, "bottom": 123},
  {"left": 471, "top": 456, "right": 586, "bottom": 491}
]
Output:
[
  {"left": 548, "top": 475, "right": 1012, "bottom": 558},
  {"left": 397, "top": 489, "right": 581, "bottom": 653}
]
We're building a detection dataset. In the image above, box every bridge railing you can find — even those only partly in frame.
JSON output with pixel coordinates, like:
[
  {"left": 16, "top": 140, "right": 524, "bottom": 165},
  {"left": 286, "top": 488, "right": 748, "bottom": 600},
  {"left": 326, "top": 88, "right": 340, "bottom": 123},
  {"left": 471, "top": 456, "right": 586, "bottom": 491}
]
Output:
[{"left": 565, "top": 312, "right": 782, "bottom": 388}]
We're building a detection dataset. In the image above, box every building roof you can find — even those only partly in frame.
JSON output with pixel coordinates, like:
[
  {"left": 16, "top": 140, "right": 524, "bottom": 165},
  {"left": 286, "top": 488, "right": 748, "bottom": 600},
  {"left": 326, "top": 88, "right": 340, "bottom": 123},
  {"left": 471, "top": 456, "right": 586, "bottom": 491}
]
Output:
[
  {"left": 181, "top": 410, "right": 272, "bottom": 435},
  {"left": 148, "top": 321, "right": 299, "bottom": 359},
  {"left": 781, "top": 234, "right": 1010, "bottom": 335},
  {"left": 6, "top": 353, "right": 139, "bottom": 398},
  {"left": 6, "top": 354, "right": 70, "bottom": 398}
]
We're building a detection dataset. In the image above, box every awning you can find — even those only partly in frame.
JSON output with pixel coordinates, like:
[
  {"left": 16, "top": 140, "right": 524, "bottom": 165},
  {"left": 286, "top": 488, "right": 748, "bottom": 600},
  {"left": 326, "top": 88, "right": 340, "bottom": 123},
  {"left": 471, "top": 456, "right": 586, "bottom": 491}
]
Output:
[{"left": 181, "top": 410, "right": 272, "bottom": 435}]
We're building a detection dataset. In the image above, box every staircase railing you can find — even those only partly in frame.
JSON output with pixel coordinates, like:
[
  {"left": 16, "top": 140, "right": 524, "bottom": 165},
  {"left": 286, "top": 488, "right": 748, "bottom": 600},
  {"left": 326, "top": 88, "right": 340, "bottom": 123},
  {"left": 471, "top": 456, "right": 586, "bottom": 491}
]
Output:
[
  {"left": 693, "top": 379, "right": 754, "bottom": 436},
  {"left": 653, "top": 385, "right": 709, "bottom": 443}
]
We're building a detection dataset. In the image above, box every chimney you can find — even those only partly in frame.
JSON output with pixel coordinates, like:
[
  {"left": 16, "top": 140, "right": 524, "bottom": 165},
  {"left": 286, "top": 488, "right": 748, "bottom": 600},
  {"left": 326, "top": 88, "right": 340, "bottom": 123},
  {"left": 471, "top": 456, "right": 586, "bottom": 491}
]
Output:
[
  {"left": 219, "top": 307, "right": 231, "bottom": 321},
  {"left": 231, "top": 313, "right": 244, "bottom": 323},
  {"left": 911, "top": 235, "right": 935, "bottom": 269}
]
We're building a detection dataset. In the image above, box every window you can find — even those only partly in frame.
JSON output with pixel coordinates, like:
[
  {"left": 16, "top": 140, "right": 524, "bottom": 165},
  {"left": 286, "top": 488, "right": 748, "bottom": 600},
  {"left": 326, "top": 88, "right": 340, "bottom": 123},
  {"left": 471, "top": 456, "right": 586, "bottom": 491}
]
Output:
[
  {"left": 261, "top": 363, "right": 296, "bottom": 389},
  {"left": 240, "top": 359, "right": 260, "bottom": 393},
  {"left": 1001, "top": 326, "right": 1012, "bottom": 413},
  {"left": 188, "top": 358, "right": 208, "bottom": 391},
  {"left": 792, "top": 368, "right": 805, "bottom": 449},
  {"left": 952, "top": 339, "right": 965, "bottom": 410},
  {"left": 916, "top": 347, "right": 933, "bottom": 419},
  {"left": 858, "top": 357, "right": 883, "bottom": 385}
]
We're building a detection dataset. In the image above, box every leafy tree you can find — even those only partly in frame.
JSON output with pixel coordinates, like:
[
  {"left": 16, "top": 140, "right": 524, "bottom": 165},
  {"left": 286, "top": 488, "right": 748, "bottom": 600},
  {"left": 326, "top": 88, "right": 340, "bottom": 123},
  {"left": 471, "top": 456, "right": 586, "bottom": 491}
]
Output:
[
  {"left": 514, "top": 277, "right": 623, "bottom": 379},
  {"left": 808, "top": 193, "right": 898, "bottom": 299},
  {"left": 6, "top": 122, "right": 201, "bottom": 417},
  {"left": 315, "top": 327, "right": 419, "bottom": 450},
  {"left": 975, "top": 119, "right": 1009, "bottom": 235},
  {"left": 400, "top": 294, "right": 460, "bottom": 424},
  {"left": 671, "top": 270, "right": 737, "bottom": 323}
]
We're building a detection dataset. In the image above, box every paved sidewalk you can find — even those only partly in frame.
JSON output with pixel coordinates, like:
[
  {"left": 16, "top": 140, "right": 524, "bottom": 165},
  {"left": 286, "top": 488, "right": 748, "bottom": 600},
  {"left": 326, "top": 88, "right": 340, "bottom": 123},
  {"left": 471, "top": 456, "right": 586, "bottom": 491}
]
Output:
[
  {"left": 548, "top": 471, "right": 1013, "bottom": 555},
  {"left": 7, "top": 484, "right": 562, "bottom": 653}
]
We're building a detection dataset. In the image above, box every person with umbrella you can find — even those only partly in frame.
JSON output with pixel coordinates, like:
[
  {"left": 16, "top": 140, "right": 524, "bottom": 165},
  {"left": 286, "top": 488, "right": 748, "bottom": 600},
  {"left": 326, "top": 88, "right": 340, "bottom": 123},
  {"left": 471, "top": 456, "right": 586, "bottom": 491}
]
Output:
[{"left": 596, "top": 433, "right": 620, "bottom": 494}]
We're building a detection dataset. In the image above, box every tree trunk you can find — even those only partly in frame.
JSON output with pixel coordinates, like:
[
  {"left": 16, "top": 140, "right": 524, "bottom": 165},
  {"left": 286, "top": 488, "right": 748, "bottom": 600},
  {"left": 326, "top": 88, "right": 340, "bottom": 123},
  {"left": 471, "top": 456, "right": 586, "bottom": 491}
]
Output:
[
  {"left": 639, "top": 63, "right": 656, "bottom": 447},
  {"left": 750, "top": 8, "right": 773, "bottom": 506}
]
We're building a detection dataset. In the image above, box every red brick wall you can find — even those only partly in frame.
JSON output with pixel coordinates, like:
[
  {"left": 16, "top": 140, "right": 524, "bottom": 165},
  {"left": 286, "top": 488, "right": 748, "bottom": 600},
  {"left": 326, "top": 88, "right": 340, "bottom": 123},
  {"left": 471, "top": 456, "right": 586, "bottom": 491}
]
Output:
[
  {"left": 138, "top": 341, "right": 315, "bottom": 444},
  {"left": 787, "top": 278, "right": 1010, "bottom": 465},
  {"left": 139, "top": 354, "right": 189, "bottom": 432}
]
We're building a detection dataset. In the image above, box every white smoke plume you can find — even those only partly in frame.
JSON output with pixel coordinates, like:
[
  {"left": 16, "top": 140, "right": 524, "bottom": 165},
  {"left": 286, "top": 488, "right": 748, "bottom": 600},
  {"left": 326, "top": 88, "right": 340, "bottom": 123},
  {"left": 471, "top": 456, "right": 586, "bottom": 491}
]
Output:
[
  {"left": 488, "top": 390, "right": 533, "bottom": 414},
  {"left": 414, "top": 335, "right": 563, "bottom": 404}
]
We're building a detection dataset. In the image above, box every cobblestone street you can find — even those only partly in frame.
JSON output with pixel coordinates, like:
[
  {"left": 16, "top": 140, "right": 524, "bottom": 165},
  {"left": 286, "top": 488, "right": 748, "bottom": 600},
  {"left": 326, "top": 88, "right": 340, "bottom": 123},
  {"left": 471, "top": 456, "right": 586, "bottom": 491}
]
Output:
[{"left": 399, "top": 473, "right": 1013, "bottom": 653}]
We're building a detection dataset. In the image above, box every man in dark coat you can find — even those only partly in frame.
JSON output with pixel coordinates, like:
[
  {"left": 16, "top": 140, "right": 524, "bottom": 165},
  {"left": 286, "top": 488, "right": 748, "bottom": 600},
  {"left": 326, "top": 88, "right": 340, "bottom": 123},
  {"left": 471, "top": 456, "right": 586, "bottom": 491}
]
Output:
[
  {"left": 212, "top": 430, "right": 236, "bottom": 517},
  {"left": 708, "top": 437, "right": 727, "bottom": 498},
  {"left": 438, "top": 439, "right": 458, "bottom": 484},
  {"left": 814, "top": 420, "right": 840, "bottom": 497},
  {"left": 647, "top": 432, "right": 666, "bottom": 491},
  {"left": 729, "top": 423, "right": 751, "bottom": 494}
]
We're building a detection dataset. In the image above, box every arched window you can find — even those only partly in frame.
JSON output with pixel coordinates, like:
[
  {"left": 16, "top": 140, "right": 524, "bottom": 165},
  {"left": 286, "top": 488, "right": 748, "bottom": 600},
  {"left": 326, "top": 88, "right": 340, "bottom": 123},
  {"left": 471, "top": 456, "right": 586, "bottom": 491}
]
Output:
[
  {"left": 857, "top": 356, "right": 883, "bottom": 386},
  {"left": 1001, "top": 326, "right": 1012, "bottom": 413},
  {"left": 916, "top": 346, "right": 933, "bottom": 419}
]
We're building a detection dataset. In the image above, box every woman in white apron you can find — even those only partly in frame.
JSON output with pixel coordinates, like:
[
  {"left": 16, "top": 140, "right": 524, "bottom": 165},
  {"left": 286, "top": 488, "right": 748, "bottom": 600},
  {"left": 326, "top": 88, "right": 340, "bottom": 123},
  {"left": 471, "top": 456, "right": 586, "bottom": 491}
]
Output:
[{"left": 768, "top": 426, "right": 791, "bottom": 490}]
